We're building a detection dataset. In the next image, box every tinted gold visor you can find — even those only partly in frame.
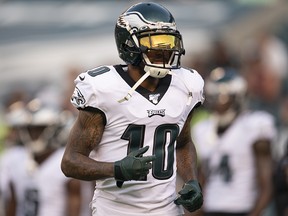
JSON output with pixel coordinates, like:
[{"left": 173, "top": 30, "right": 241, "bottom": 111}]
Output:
[{"left": 139, "top": 34, "right": 180, "bottom": 49}]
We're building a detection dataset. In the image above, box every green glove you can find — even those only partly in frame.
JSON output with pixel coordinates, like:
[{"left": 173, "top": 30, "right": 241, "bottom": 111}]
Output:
[
  {"left": 114, "top": 146, "right": 156, "bottom": 188},
  {"left": 174, "top": 180, "right": 203, "bottom": 212}
]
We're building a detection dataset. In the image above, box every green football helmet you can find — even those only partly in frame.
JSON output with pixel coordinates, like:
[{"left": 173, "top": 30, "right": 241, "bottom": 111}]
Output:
[{"left": 115, "top": 2, "right": 185, "bottom": 78}]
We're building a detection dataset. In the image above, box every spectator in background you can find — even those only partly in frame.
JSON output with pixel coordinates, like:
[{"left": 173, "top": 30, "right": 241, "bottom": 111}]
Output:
[
  {"left": 241, "top": 31, "right": 288, "bottom": 128},
  {"left": 192, "top": 67, "right": 277, "bottom": 216},
  {"left": 207, "top": 39, "right": 240, "bottom": 72},
  {"left": 187, "top": 39, "right": 239, "bottom": 82}
]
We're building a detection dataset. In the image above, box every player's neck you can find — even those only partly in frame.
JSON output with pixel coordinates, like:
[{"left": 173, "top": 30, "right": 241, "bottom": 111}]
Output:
[
  {"left": 127, "top": 65, "right": 159, "bottom": 92},
  {"left": 33, "top": 148, "right": 55, "bottom": 165}
]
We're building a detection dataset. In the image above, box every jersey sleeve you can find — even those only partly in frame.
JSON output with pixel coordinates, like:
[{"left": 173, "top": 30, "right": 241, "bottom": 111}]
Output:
[
  {"left": 184, "top": 68, "right": 205, "bottom": 110},
  {"left": 192, "top": 69, "right": 205, "bottom": 106},
  {"left": 71, "top": 72, "right": 98, "bottom": 110},
  {"left": 247, "top": 111, "right": 277, "bottom": 141},
  {"left": 70, "top": 66, "right": 114, "bottom": 114}
]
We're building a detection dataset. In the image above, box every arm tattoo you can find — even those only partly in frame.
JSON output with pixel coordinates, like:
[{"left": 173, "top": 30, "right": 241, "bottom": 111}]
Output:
[
  {"left": 76, "top": 111, "right": 104, "bottom": 153},
  {"left": 61, "top": 110, "right": 113, "bottom": 181}
]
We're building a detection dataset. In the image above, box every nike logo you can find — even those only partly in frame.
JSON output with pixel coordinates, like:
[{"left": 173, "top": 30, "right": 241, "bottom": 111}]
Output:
[{"left": 79, "top": 76, "right": 85, "bottom": 81}]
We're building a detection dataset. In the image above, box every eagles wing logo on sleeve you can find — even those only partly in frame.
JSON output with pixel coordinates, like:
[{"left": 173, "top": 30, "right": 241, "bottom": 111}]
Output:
[{"left": 71, "top": 87, "right": 86, "bottom": 106}]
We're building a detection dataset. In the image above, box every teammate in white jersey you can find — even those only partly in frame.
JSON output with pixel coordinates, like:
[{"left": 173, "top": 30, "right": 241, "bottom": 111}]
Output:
[
  {"left": 4, "top": 99, "right": 84, "bottom": 216},
  {"left": 61, "top": 2, "right": 204, "bottom": 216},
  {"left": 192, "top": 67, "right": 276, "bottom": 216}
]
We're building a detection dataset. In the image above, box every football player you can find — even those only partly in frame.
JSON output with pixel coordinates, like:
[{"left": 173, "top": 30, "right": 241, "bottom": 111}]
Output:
[
  {"left": 61, "top": 2, "right": 204, "bottom": 215},
  {"left": 192, "top": 67, "right": 276, "bottom": 216},
  {"left": 0, "top": 101, "right": 27, "bottom": 216},
  {"left": 4, "top": 98, "right": 84, "bottom": 216}
]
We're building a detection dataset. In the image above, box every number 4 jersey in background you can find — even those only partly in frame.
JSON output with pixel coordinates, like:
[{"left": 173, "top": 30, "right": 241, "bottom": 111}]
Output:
[{"left": 192, "top": 111, "right": 276, "bottom": 213}]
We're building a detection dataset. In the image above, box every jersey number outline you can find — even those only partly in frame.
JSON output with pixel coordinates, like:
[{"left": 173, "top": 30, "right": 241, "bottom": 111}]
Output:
[
  {"left": 23, "top": 188, "right": 39, "bottom": 216},
  {"left": 121, "top": 124, "right": 179, "bottom": 180}
]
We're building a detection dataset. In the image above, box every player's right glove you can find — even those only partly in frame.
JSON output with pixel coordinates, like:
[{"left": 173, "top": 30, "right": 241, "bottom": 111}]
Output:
[
  {"left": 174, "top": 179, "right": 203, "bottom": 212},
  {"left": 114, "top": 146, "right": 156, "bottom": 188}
]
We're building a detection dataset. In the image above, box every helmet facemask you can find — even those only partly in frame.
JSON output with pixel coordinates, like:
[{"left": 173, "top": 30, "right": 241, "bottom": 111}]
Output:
[
  {"left": 14, "top": 98, "right": 63, "bottom": 156},
  {"left": 136, "top": 29, "right": 184, "bottom": 78},
  {"left": 19, "top": 125, "right": 58, "bottom": 155},
  {"left": 115, "top": 2, "right": 185, "bottom": 78}
]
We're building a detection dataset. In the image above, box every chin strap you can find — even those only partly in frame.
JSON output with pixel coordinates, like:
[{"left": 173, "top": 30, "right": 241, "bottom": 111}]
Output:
[
  {"left": 118, "top": 69, "right": 193, "bottom": 106},
  {"left": 118, "top": 71, "right": 150, "bottom": 103}
]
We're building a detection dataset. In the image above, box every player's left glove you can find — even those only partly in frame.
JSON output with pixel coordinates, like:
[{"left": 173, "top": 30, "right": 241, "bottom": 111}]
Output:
[{"left": 174, "top": 179, "right": 203, "bottom": 212}]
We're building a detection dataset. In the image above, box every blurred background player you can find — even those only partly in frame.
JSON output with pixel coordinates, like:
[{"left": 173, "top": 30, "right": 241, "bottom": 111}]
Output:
[
  {"left": 2, "top": 95, "right": 84, "bottom": 216},
  {"left": 0, "top": 100, "right": 27, "bottom": 216},
  {"left": 192, "top": 67, "right": 277, "bottom": 216}
]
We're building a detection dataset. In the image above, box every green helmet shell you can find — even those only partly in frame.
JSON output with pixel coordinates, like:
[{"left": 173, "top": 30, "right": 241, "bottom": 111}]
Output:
[{"left": 114, "top": 2, "right": 183, "bottom": 66}]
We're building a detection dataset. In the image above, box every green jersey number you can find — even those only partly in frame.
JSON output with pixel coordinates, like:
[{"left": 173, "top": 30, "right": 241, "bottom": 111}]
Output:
[{"left": 121, "top": 124, "right": 179, "bottom": 180}]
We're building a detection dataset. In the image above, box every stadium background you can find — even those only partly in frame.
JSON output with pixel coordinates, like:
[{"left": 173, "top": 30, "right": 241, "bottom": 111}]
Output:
[{"left": 0, "top": 0, "right": 287, "bottom": 101}]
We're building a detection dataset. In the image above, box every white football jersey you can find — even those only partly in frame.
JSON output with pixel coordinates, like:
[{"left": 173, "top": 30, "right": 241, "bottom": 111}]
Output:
[
  {"left": 192, "top": 111, "right": 276, "bottom": 212},
  {"left": 9, "top": 148, "right": 70, "bottom": 216},
  {"left": 0, "top": 145, "right": 26, "bottom": 202},
  {"left": 71, "top": 65, "right": 204, "bottom": 216}
]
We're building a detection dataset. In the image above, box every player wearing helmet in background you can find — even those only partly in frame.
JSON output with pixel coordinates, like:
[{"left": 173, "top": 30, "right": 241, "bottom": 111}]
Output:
[
  {"left": 0, "top": 101, "right": 27, "bottom": 216},
  {"left": 192, "top": 67, "right": 276, "bottom": 216},
  {"left": 61, "top": 2, "right": 204, "bottom": 215},
  {"left": 2, "top": 98, "right": 84, "bottom": 216}
]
